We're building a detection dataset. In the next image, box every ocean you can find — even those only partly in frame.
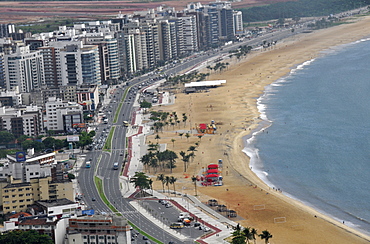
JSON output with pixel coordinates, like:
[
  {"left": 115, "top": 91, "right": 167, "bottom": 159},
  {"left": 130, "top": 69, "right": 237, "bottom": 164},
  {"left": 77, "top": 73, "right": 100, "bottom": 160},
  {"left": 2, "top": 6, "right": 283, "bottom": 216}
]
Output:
[{"left": 244, "top": 38, "right": 370, "bottom": 235}]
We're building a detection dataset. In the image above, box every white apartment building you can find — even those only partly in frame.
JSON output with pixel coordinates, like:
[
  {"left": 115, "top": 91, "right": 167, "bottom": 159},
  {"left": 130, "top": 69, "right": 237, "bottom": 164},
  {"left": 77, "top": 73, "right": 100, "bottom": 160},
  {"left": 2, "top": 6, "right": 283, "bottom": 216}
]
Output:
[
  {"left": 4, "top": 46, "right": 45, "bottom": 93},
  {"left": 44, "top": 97, "right": 83, "bottom": 132},
  {"left": 82, "top": 34, "right": 120, "bottom": 83},
  {"left": 180, "top": 15, "right": 198, "bottom": 53},
  {"left": 0, "top": 105, "right": 41, "bottom": 137},
  {"left": 233, "top": 10, "right": 244, "bottom": 35},
  {"left": 60, "top": 43, "right": 101, "bottom": 86}
]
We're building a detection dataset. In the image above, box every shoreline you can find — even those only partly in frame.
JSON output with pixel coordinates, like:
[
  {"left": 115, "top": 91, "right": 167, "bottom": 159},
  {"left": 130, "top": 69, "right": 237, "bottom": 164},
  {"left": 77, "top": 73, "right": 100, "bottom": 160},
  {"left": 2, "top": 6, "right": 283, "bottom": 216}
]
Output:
[
  {"left": 150, "top": 15, "right": 370, "bottom": 243},
  {"left": 232, "top": 28, "right": 370, "bottom": 240},
  {"left": 243, "top": 36, "right": 370, "bottom": 237}
]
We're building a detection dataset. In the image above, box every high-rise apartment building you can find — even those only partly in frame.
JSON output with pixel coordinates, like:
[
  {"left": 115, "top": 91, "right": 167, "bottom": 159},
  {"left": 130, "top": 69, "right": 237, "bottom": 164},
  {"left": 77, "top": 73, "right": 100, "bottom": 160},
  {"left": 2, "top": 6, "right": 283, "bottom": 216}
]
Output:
[
  {"left": 60, "top": 43, "right": 101, "bottom": 86},
  {"left": 4, "top": 46, "right": 45, "bottom": 93}
]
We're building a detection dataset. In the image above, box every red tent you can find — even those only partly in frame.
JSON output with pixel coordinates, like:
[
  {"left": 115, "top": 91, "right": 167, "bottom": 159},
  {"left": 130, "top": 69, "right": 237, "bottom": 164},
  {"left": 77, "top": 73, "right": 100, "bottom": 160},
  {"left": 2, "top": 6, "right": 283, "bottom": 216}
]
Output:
[
  {"left": 208, "top": 164, "right": 218, "bottom": 169},
  {"left": 207, "top": 169, "right": 218, "bottom": 174},
  {"left": 205, "top": 174, "right": 219, "bottom": 178},
  {"left": 199, "top": 123, "right": 207, "bottom": 130}
]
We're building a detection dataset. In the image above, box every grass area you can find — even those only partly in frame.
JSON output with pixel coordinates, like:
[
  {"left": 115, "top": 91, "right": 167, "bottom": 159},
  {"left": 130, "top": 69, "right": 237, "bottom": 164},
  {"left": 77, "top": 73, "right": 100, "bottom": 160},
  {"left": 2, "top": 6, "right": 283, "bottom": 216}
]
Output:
[
  {"left": 17, "top": 18, "right": 75, "bottom": 34},
  {"left": 94, "top": 176, "right": 122, "bottom": 216},
  {"left": 103, "top": 126, "right": 115, "bottom": 151},
  {"left": 94, "top": 175, "right": 162, "bottom": 243},
  {"left": 113, "top": 86, "right": 130, "bottom": 123}
]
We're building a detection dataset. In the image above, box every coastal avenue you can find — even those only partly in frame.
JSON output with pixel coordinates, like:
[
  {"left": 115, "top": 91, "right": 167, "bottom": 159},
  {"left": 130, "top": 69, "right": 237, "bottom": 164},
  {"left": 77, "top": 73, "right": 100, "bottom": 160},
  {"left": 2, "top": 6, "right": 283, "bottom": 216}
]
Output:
[{"left": 77, "top": 25, "right": 308, "bottom": 244}]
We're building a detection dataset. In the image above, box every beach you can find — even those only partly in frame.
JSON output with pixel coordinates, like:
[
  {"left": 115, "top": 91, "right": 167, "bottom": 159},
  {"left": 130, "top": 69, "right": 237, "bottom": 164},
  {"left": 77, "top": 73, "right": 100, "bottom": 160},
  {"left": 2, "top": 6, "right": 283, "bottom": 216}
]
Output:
[{"left": 148, "top": 15, "right": 370, "bottom": 243}]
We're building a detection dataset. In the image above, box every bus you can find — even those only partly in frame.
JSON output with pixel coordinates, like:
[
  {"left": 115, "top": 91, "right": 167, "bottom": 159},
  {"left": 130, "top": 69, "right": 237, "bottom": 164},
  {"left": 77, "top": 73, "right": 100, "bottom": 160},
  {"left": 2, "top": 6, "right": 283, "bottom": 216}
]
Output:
[
  {"left": 86, "top": 161, "right": 91, "bottom": 168},
  {"left": 123, "top": 121, "right": 129, "bottom": 127},
  {"left": 113, "top": 162, "right": 119, "bottom": 170},
  {"left": 170, "top": 223, "right": 184, "bottom": 229}
]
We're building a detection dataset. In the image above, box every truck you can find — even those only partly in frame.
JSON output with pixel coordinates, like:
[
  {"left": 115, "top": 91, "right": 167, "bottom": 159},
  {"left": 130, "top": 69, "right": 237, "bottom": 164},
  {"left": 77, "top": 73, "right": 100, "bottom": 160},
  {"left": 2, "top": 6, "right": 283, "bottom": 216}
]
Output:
[
  {"left": 113, "top": 162, "right": 119, "bottom": 170},
  {"left": 123, "top": 121, "right": 129, "bottom": 127},
  {"left": 86, "top": 161, "right": 91, "bottom": 168}
]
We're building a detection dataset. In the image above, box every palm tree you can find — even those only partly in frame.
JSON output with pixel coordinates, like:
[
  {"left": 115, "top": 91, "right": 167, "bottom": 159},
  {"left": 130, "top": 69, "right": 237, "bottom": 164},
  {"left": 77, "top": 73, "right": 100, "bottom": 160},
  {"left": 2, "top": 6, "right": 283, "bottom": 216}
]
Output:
[
  {"left": 169, "top": 176, "right": 177, "bottom": 194},
  {"left": 188, "top": 146, "right": 197, "bottom": 162},
  {"left": 156, "top": 174, "right": 166, "bottom": 192},
  {"left": 231, "top": 224, "right": 245, "bottom": 244},
  {"left": 171, "top": 138, "right": 176, "bottom": 147},
  {"left": 179, "top": 132, "right": 184, "bottom": 139},
  {"left": 259, "top": 230, "right": 272, "bottom": 244},
  {"left": 182, "top": 113, "right": 188, "bottom": 126},
  {"left": 164, "top": 150, "right": 178, "bottom": 173},
  {"left": 148, "top": 179, "right": 153, "bottom": 195},
  {"left": 185, "top": 133, "right": 190, "bottom": 141},
  {"left": 251, "top": 228, "right": 257, "bottom": 244},
  {"left": 165, "top": 175, "right": 171, "bottom": 193},
  {"left": 130, "top": 172, "right": 150, "bottom": 196},
  {"left": 179, "top": 151, "right": 189, "bottom": 172},
  {"left": 191, "top": 175, "right": 198, "bottom": 196},
  {"left": 243, "top": 227, "right": 253, "bottom": 244},
  {"left": 155, "top": 134, "right": 161, "bottom": 143},
  {"left": 140, "top": 154, "right": 151, "bottom": 172}
]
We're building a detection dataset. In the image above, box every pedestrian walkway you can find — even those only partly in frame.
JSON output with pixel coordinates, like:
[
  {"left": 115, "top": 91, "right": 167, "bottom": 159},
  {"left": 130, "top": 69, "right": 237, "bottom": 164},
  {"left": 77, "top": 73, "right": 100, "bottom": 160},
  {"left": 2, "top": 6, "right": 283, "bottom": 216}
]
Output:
[{"left": 119, "top": 104, "right": 237, "bottom": 243}]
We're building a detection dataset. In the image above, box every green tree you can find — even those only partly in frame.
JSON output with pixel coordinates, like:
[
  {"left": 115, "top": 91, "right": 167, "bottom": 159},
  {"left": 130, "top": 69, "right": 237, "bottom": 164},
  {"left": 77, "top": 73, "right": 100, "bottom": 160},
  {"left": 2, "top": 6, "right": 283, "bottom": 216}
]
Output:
[
  {"left": 169, "top": 176, "right": 177, "bottom": 194},
  {"left": 165, "top": 150, "right": 177, "bottom": 173},
  {"left": 251, "top": 228, "right": 258, "bottom": 244},
  {"left": 156, "top": 174, "right": 166, "bottom": 192},
  {"left": 17, "top": 135, "right": 31, "bottom": 144},
  {"left": 171, "top": 138, "right": 176, "bottom": 148},
  {"left": 187, "top": 146, "right": 197, "bottom": 162},
  {"left": 130, "top": 172, "right": 151, "bottom": 196},
  {"left": 191, "top": 175, "right": 198, "bottom": 196},
  {"left": 0, "top": 229, "right": 53, "bottom": 244},
  {"left": 22, "top": 140, "right": 44, "bottom": 151},
  {"left": 140, "top": 154, "right": 151, "bottom": 171},
  {"left": 140, "top": 100, "right": 152, "bottom": 113},
  {"left": 259, "top": 230, "right": 273, "bottom": 244},
  {"left": 243, "top": 227, "right": 254, "bottom": 244},
  {"left": 165, "top": 175, "right": 171, "bottom": 193},
  {"left": 68, "top": 173, "right": 76, "bottom": 180},
  {"left": 185, "top": 133, "right": 190, "bottom": 141},
  {"left": 231, "top": 224, "right": 246, "bottom": 244},
  {"left": 179, "top": 151, "right": 190, "bottom": 172},
  {"left": 0, "top": 131, "right": 15, "bottom": 144},
  {"left": 79, "top": 131, "right": 93, "bottom": 150}
]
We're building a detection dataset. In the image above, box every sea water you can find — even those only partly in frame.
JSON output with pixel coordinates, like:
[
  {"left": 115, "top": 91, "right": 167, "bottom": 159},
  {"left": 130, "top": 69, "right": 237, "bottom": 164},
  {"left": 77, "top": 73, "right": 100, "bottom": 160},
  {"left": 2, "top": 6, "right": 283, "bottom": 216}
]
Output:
[{"left": 244, "top": 38, "right": 370, "bottom": 235}]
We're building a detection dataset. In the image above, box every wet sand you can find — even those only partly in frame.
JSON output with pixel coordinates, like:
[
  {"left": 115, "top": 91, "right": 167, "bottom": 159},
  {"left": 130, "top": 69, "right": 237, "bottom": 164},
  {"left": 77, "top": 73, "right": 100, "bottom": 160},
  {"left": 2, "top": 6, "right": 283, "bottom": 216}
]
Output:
[{"left": 148, "top": 15, "right": 370, "bottom": 243}]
